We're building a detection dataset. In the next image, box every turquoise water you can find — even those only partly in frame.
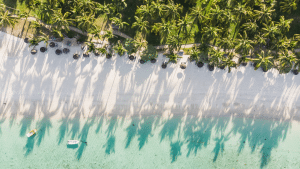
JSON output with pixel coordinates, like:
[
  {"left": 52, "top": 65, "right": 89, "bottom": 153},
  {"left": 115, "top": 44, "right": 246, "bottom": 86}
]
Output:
[{"left": 0, "top": 114, "right": 299, "bottom": 169}]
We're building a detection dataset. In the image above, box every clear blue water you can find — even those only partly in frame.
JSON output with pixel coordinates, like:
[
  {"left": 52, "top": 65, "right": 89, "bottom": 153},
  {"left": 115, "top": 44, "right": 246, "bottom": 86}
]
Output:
[{"left": 0, "top": 114, "right": 299, "bottom": 169}]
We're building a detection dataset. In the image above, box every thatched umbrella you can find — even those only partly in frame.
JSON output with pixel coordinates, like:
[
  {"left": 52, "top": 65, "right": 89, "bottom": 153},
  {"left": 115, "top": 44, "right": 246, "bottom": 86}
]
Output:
[
  {"left": 40, "top": 47, "right": 47, "bottom": 53},
  {"left": 292, "top": 69, "right": 299, "bottom": 75},
  {"left": 106, "top": 53, "right": 112, "bottom": 59},
  {"left": 151, "top": 58, "right": 156, "bottom": 63},
  {"left": 31, "top": 49, "right": 37, "bottom": 55},
  {"left": 197, "top": 62, "right": 204, "bottom": 68},
  {"left": 24, "top": 38, "right": 29, "bottom": 43},
  {"left": 73, "top": 54, "right": 80, "bottom": 59},
  {"left": 180, "top": 63, "right": 186, "bottom": 69},
  {"left": 129, "top": 55, "right": 135, "bottom": 60},
  {"left": 162, "top": 62, "right": 167, "bottom": 69},
  {"left": 50, "top": 42, "right": 56, "bottom": 48},
  {"left": 63, "top": 48, "right": 70, "bottom": 54},
  {"left": 95, "top": 51, "right": 100, "bottom": 56},
  {"left": 55, "top": 49, "right": 62, "bottom": 55},
  {"left": 83, "top": 53, "right": 89, "bottom": 57},
  {"left": 208, "top": 64, "right": 214, "bottom": 71}
]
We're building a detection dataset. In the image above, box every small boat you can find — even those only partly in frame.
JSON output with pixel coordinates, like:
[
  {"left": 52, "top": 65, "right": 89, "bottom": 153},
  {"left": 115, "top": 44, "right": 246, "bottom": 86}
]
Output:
[
  {"left": 68, "top": 140, "right": 80, "bottom": 145},
  {"left": 27, "top": 129, "right": 37, "bottom": 137}
]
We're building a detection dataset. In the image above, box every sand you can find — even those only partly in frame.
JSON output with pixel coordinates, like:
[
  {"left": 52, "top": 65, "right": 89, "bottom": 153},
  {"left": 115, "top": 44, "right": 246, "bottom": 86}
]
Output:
[
  {"left": 1, "top": 32, "right": 300, "bottom": 168},
  {"left": 0, "top": 31, "right": 299, "bottom": 122}
]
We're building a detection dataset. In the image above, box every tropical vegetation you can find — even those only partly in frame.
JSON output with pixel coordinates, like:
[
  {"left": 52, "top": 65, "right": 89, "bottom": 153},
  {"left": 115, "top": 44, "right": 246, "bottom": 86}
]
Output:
[{"left": 0, "top": 0, "right": 300, "bottom": 73}]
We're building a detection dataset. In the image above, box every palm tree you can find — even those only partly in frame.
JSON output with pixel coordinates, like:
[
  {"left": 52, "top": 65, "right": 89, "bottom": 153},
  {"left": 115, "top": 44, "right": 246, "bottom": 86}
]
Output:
[
  {"left": 0, "top": 10, "right": 17, "bottom": 29},
  {"left": 242, "top": 20, "right": 258, "bottom": 35},
  {"left": 202, "top": 26, "right": 221, "bottom": 46},
  {"left": 151, "top": 19, "right": 175, "bottom": 44},
  {"left": 252, "top": 50, "right": 274, "bottom": 71},
  {"left": 272, "top": 36, "right": 290, "bottom": 54},
  {"left": 88, "top": 26, "right": 102, "bottom": 40},
  {"left": 86, "top": 41, "right": 96, "bottom": 54},
  {"left": 235, "top": 31, "right": 254, "bottom": 56},
  {"left": 189, "top": 46, "right": 200, "bottom": 62},
  {"left": 165, "top": 0, "right": 182, "bottom": 21},
  {"left": 276, "top": 16, "right": 293, "bottom": 35},
  {"left": 277, "top": 51, "right": 296, "bottom": 74},
  {"left": 132, "top": 16, "right": 149, "bottom": 38},
  {"left": 221, "top": 54, "right": 237, "bottom": 73},
  {"left": 76, "top": 12, "right": 96, "bottom": 32},
  {"left": 124, "top": 38, "right": 138, "bottom": 55},
  {"left": 39, "top": 32, "right": 50, "bottom": 47},
  {"left": 232, "top": 3, "right": 250, "bottom": 22},
  {"left": 208, "top": 48, "right": 224, "bottom": 67},
  {"left": 254, "top": 3, "right": 275, "bottom": 23},
  {"left": 218, "top": 37, "right": 235, "bottom": 53},
  {"left": 52, "top": 10, "right": 73, "bottom": 32},
  {"left": 136, "top": 4, "right": 152, "bottom": 21},
  {"left": 253, "top": 33, "right": 267, "bottom": 50},
  {"left": 177, "top": 14, "right": 193, "bottom": 46},
  {"left": 293, "top": 52, "right": 300, "bottom": 71},
  {"left": 280, "top": 0, "right": 299, "bottom": 14},
  {"left": 113, "top": 40, "right": 127, "bottom": 56},
  {"left": 150, "top": 0, "right": 166, "bottom": 20},
  {"left": 109, "top": 14, "right": 129, "bottom": 29},
  {"left": 103, "top": 30, "right": 115, "bottom": 44},
  {"left": 262, "top": 21, "right": 279, "bottom": 42},
  {"left": 38, "top": 3, "right": 53, "bottom": 24}
]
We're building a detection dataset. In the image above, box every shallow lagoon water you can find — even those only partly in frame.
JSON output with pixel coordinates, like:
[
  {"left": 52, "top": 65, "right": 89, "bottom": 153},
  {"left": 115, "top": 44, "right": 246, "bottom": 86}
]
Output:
[{"left": 0, "top": 114, "right": 299, "bottom": 169}]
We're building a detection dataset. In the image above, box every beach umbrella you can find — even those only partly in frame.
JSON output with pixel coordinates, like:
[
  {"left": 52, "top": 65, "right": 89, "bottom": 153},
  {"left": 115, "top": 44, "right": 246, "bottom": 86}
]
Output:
[
  {"left": 106, "top": 53, "right": 112, "bottom": 59},
  {"left": 140, "top": 60, "right": 145, "bottom": 64},
  {"left": 162, "top": 62, "right": 167, "bottom": 69},
  {"left": 73, "top": 54, "right": 80, "bottom": 59},
  {"left": 40, "top": 47, "right": 47, "bottom": 53},
  {"left": 63, "top": 48, "right": 70, "bottom": 54},
  {"left": 83, "top": 53, "right": 89, "bottom": 57},
  {"left": 31, "top": 49, "right": 37, "bottom": 55},
  {"left": 55, "top": 49, "right": 62, "bottom": 55},
  {"left": 151, "top": 58, "right": 157, "bottom": 63},
  {"left": 66, "top": 41, "right": 72, "bottom": 46},
  {"left": 95, "top": 51, "right": 100, "bottom": 56},
  {"left": 197, "top": 61, "right": 204, "bottom": 68},
  {"left": 50, "top": 42, "right": 56, "bottom": 48},
  {"left": 208, "top": 64, "right": 214, "bottom": 71},
  {"left": 180, "top": 63, "right": 186, "bottom": 69},
  {"left": 292, "top": 69, "right": 299, "bottom": 75},
  {"left": 24, "top": 38, "right": 29, "bottom": 43},
  {"left": 129, "top": 55, "right": 135, "bottom": 60}
]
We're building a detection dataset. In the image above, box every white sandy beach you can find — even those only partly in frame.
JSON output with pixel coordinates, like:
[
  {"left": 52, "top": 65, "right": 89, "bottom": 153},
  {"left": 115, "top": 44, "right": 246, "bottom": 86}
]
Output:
[{"left": 0, "top": 32, "right": 300, "bottom": 122}]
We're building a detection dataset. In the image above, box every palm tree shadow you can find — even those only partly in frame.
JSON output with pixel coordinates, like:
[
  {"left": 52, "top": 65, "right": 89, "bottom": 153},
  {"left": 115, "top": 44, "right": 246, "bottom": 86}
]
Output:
[
  {"left": 23, "top": 135, "right": 36, "bottom": 157},
  {"left": 76, "top": 120, "right": 93, "bottom": 160},
  {"left": 212, "top": 134, "right": 230, "bottom": 162},
  {"left": 184, "top": 117, "right": 216, "bottom": 157},
  {"left": 57, "top": 117, "right": 69, "bottom": 145},
  {"left": 19, "top": 111, "right": 35, "bottom": 137},
  {"left": 36, "top": 114, "right": 53, "bottom": 147},
  {"left": 69, "top": 111, "right": 80, "bottom": 139},
  {"left": 159, "top": 114, "right": 182, "bottom": 142},
  {"left": 0, "top": 118, "right": 6, "bottom": 135},
  {"left": 95, "top": 114, "right": 104, "bottom": 134},
  {"left": 125, "top": 116, "right": 140, "bottom": 149},
  {"left": 103, "top": 116, "right": 118, "bottom": 155},
  {"left": 170, "top": 141, "right": 183, "bottom": 163},
  {"left": 137, "top": 115, "right": 155, "bottom": 150},
  {"left": 103, "top": 135, "right": 115, "bottom": 155}
]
